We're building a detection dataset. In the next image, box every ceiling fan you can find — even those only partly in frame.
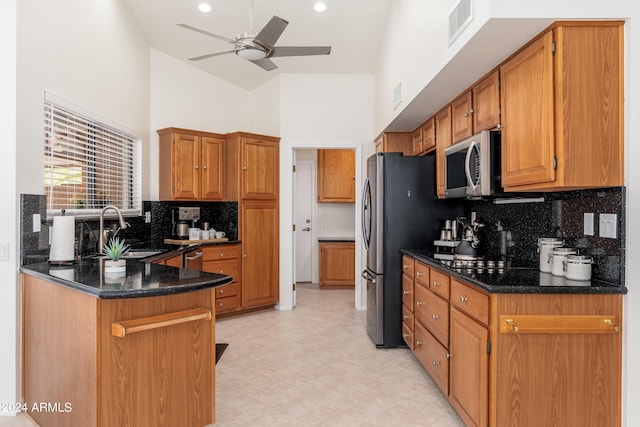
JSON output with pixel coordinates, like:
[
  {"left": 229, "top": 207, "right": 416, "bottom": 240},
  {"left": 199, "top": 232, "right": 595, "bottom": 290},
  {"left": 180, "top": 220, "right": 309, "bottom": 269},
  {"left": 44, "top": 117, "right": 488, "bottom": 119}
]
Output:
[{"left": 177, "top": 0, "right": 331, "bottom": 71}]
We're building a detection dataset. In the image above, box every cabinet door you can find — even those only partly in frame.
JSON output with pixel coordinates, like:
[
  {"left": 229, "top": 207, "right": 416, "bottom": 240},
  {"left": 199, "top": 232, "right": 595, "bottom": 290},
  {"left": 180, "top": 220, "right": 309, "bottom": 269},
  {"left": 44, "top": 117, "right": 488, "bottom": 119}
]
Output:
[
  {"left": 241, "top": 137, "right": 279, "bottom": 200},
  {"left": 472, "top": 70, "right": 501, "bottom": 132},
  {"left": 317, "top": 149, "right": 356, "bottom": 202},
  {"left": 451, "top": 91, "right": 474, "bottom": 143},
  {"left": 449, "top": 307, "right": 488, "bottom": 427},
  {"left": 500, "top": 31, "right": 555, "bottom": 188},
  {"left": 421, "top": 117, "right": 436, "bottom": 153},
  {"left": 412, "top": 126, "right": 423, "bottom": 155},
  {"left": 435, "top": 105, "right": 452, "bottom": 198},
  {"left": 200, "top": 136, "right": 224, "bottom": 200},
  {"left": 241, "top": 200, "right": 279, "bottom": 307},
  {"left": 319, "top": 242, "right": 355, "bottom": 287},
  {"left": 172, "top": 133, "right": 200, "bottom": 199}
]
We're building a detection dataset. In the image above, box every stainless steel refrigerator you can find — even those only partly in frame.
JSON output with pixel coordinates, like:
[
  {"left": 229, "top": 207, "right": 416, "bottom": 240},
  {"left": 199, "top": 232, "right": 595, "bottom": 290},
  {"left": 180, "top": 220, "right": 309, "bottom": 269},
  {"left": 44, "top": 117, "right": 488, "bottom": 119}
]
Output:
[{"left": 361, "top": 152, "right": 463, "bottom": 347}]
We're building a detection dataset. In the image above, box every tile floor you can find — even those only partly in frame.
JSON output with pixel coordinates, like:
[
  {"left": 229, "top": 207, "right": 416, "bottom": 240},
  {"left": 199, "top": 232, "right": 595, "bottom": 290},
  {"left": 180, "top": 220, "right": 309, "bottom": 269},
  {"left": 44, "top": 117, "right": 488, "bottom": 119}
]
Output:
[
  {"left": 2, "top": 283, "right": 465, "bottom": 427},
  {"left": 212, "top": 283, "right": 465, "bottom": 426}
]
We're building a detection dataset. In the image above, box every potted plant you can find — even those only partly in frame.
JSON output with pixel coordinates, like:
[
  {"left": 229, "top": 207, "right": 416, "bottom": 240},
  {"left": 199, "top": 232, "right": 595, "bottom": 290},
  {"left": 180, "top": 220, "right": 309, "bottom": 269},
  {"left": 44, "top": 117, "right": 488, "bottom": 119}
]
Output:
[{"left": 103, "top": 236, "right": 130, "bottom": 274}]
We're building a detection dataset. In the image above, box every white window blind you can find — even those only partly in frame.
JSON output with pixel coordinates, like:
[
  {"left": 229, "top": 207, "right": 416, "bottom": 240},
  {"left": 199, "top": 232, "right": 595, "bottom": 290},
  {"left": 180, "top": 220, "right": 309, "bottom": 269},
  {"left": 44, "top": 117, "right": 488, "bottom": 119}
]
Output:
[{"left": 43, "top": 93, "right": 141, "bottom": 218}]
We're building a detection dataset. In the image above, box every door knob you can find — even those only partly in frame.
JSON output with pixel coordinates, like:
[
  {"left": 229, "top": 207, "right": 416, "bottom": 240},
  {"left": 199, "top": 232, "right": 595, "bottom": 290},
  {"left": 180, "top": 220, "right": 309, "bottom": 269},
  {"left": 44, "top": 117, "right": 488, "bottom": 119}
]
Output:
[{"left": 302, "top": 227, "right": 311, "bottom": 231}]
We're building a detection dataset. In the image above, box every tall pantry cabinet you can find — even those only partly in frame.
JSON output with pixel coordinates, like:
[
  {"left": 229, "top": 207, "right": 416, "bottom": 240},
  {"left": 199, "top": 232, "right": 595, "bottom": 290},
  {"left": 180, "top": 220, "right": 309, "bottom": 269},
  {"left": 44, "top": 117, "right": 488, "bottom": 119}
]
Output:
[{"left": 224, "top": 132, "right": 280, "bottom": 309}]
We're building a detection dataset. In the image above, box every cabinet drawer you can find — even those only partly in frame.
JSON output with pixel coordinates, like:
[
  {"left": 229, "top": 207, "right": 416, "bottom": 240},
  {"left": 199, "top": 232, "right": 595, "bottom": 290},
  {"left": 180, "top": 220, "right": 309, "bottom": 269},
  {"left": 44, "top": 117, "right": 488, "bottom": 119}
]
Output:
[
  {"left": 402, "top": 256, "right": 415, "bottom": 277},
  {"left": 415, "top": 284, "right": 449, "bottom": 347},
  {"left": 402, "top": 321, "right": 414, "bottom": 350},
  {"left": 402, "top": 304, "right": 414, "bottom": 331},
  {"left": 415, "top": 261, "right": 430, "bottom": 287},
  {"left": 402, "top": 273, "right": 414, "bottom": 310},
  {"left": 215, "top": 295, "right": 239, "bottom": 314},
  {"left": 430, "top": 269, "right": 450, "bottom": 300},
  {"left": 214, "top": 282, "right": 239, "bottom": 298},
  {"left": 202, "top": 259, "right": 240, "bottom": 282},
  {"left": 414, "top": 322, "right": 449, "bottom": 396},
  {"left": 451, "top": 279, "right": 489, "bottom": 325},
  {"left": 202, "top": 245, "right": 240, "bottom": 261}
]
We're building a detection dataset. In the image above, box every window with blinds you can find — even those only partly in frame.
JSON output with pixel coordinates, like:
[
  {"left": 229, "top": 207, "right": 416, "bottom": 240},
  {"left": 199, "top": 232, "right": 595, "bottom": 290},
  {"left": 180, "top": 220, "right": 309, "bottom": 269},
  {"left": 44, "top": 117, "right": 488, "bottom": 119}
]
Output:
[{"left": 43, "top": 93, "right": 141, "bottom": 217}]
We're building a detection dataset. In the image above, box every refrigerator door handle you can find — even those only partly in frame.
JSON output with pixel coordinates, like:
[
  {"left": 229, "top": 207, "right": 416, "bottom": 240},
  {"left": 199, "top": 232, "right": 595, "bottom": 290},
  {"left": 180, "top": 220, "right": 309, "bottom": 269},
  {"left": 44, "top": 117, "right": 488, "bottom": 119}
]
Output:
[
  {"left": 361, "top": 269, "right": 376, "bottom": 284},
  {"left": 362, "top": 177, "right": 372, "bottom": 250}
]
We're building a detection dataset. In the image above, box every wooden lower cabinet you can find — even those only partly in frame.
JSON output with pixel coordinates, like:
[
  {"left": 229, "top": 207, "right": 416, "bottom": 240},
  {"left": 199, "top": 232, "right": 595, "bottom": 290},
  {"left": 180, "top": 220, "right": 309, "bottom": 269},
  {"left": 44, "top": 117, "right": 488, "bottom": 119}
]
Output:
[
  {"left": 401, "top": 255, "right": 416, "bottom": 348},
  {"left": 403, "top": 256, "right": 622, "bottom": 427},
  {"left": 201, "top": 244, "right": 241, "bottom": 314},
  {"left": 319, "top": 241, "right": 355, "bottom": 288},
  {"left": 22, "top": 274, "right": 215, "bottom": 427}
]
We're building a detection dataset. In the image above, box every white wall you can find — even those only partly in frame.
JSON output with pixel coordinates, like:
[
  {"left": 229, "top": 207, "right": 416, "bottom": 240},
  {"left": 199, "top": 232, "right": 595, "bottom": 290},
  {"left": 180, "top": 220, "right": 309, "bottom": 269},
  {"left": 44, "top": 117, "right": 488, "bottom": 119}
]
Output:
[
  {"left": 272, "top": 74, "right": 376, "bottom": 311},
  {"left": 5, "top": 0, "right": 151, "bottom": 413},
  {"left": 149, "top": 49, "right": 251, "bottom": 199},
  {"left": 0, "top": 0, "right": 18, "bottom": 414}
]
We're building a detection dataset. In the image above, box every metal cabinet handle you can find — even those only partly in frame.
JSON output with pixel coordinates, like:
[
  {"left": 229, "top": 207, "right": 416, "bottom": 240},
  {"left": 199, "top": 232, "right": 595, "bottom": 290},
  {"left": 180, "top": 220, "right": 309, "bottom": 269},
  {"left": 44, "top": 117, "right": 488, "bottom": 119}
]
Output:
[
  {"left": 415, "top": 340, "right": 423, "bottom": 346},
  {"left": 432, "top": 281, "right": 439, "bottom": 287},
  {"left": 403, "top": 290, "right": 410, "bottom": 295},
  {"left": 416, "top": 272, "right": 423, "bottom": 277},
  {"left": 416, "top": 301, "right": 424, "bottom": 307},
  {"left": 203, "top": 165, "right": 207, "bottom": 170},
  {"left": 185, "top": 252, "right": 203, "bottom": 261},
  {"left": 195, "top": 165, "right": 199, "bottom": 169},
  {"left": 432, "top": 360, "right": 441, "bottom": 367},
  {"left": 432, "top": 314, "right": 439, "bottom": 320},
  {"left": 403, "top": 314, "right": 409, "bottom": 320},
  {"left": 460, "top": 296, "right": 468, "bottom": 303}
]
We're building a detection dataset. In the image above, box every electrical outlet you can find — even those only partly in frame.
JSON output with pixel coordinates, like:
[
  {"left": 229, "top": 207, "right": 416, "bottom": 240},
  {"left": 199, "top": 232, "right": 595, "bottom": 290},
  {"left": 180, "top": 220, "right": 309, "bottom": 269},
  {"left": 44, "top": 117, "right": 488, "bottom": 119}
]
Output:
[
  {"left": 145, "top": 211, "right": 151, "bottom": 223},
  {"left": 599, "top": 213, "right": 617, "bottom": 239},
  {"left": 583, "top": 213, "right": 594, "bottom": 236},
  {"left": 178, "top": 207, "right": 200, "bottom": 221},
  {"left": 33, "top": 214, "right": 41, "bottom": 232}
]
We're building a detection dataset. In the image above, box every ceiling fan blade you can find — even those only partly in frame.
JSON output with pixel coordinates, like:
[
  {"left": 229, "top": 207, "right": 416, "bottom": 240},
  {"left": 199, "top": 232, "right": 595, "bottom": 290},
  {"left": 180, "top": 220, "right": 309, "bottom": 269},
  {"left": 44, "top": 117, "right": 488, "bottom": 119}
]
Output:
[
  {"left": 189, "top": 50, "right": 239, "bottom": 61},
  {"left": 270, "top": 46, "right": 332, "bottom": 57},
  {"left": 254, "top": 16, "right": 289, "bottom": 50},
  {"left": 250, "top": 58, "right": 278, "bottom": 71},
  {"left": 176, "top": 23, "right": 236, "bottom": 45}
]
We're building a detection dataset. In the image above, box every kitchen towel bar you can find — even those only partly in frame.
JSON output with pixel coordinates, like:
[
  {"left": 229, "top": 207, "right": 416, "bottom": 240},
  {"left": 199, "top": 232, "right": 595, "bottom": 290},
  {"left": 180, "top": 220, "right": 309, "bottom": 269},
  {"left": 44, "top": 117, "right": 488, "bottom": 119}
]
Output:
[
  {"left": 111, "top": 307, "right": 212, "bottom": 337},
  {"left": 500, "top": 315, "right": 619, "bottom": 334}
]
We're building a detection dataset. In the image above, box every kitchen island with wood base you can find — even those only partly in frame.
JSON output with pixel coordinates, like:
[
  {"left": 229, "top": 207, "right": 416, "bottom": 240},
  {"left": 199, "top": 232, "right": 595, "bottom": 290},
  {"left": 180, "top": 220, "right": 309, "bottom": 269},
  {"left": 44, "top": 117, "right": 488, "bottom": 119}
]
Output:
[{"left": 20, "top": 259, "right": 232, "bottom": 427}]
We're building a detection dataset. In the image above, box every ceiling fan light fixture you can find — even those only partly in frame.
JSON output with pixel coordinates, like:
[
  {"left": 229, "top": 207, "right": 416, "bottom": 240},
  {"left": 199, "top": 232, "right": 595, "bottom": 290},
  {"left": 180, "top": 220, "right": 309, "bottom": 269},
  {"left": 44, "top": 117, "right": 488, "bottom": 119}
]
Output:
[
  {"left": 313, "top": 2, "right": 327, "bottom": 12},
  {"left": 198, "top": 2, "right": 212, "bottom": 13},
  {"left": 236, "top": 48, "right": 267, "bottom": 61}
]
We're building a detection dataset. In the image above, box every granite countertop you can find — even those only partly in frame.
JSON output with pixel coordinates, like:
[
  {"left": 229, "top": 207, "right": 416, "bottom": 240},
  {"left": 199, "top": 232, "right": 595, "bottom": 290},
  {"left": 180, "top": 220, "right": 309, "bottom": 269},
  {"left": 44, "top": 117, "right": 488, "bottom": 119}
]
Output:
[
  {"left": 401, "top": 248, "right": 627, "bottom": 295},
  {"left": 318, "top": 237, "right": 356, "bottom": 242},
  {"left": 130, "top": 239, "right": 241, "bottom": 263},
  {"left": 20, "top": 258, "right": 233, "bottom": 299}
]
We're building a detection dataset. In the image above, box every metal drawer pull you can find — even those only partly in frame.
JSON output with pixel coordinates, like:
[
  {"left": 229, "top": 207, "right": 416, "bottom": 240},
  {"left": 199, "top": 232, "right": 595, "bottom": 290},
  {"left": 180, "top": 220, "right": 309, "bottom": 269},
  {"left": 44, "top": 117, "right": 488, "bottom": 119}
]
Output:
[
  {"left": 403, "top": 290, "right": 410, "bottom": 295},
  {"left": 112, "top": 307, "right": 211, "bottom": 338},
  {"left": 432, "top": 281, "right": 439, "bottom": 287},
  {"left": 500, "top": 315, "right": 619, "bottom": 334},
  {"left": 432, "top": 360, "right": 441, "bottom": 367},
  {"left": 459, "top": 296, "right": 468, "bottom": 303},
  {"left": 416, "top": 301, "right": 424, "bottom": 306},
  {"left": 432, "top": 314, "right": 439, "bottom": 320},
  {"left": 185, "top": 252, "right": 203, "bottom": 261},
  {"left": 415, "top": 340, "right": 423, "bottom": 346}
]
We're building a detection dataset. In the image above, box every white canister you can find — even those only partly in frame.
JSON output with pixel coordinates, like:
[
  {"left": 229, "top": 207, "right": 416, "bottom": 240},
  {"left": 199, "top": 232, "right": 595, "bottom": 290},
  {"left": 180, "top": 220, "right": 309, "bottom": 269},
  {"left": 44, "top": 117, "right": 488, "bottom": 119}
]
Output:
[
  {"left": 551, "top": 247, "right": 577, "bottom": 276},
  {"left": 565, "top": 255, "right": 593, "bottom": 281},
  {"left": 538, "top": 237, "right": 563, "bottom": 272}
]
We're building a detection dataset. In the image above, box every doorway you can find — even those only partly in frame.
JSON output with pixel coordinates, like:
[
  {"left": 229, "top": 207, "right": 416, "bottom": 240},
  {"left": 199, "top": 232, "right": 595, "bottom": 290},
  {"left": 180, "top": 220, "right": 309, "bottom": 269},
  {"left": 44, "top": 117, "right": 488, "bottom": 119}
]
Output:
[{"left": 291, "top": 147, "right": 361, "bottom": 308}]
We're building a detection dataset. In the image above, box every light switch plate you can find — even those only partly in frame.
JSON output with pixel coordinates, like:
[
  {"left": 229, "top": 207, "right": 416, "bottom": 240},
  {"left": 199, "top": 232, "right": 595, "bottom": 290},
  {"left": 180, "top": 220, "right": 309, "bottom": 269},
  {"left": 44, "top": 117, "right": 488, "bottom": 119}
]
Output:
[
  {"left": 0, "top": 242, "right": 8, "bottom": 261},
  {"left": 599, "top": 213, "right": 617, "bottom": 239},
  {"left": 583, "top": 213, "right": 594, "bottom": 236},
  {"left": 33, "top": 214, "right": 41, "bottom": 232}
]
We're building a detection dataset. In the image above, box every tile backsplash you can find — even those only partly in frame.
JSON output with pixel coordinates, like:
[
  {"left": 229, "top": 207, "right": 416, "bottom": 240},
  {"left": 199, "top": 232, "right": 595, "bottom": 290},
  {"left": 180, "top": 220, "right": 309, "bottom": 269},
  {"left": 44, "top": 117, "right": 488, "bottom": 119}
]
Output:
[
  {"left": 465, "top": 187, "right": 625, "bottom": 283},
  {"left": 20, "top": 195, "right": 238, "bottom": 265}
]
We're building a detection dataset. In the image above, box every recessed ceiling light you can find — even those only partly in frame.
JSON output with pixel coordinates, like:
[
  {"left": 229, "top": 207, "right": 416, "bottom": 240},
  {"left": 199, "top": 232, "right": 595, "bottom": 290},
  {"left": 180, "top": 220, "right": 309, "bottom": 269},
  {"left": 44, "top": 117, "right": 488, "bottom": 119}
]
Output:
[
  {"left": 198, "top": 2, "right": 212, "bottom": 13},
  {"left": 313, "top": 2, "right": 327, "bottom": 12}
]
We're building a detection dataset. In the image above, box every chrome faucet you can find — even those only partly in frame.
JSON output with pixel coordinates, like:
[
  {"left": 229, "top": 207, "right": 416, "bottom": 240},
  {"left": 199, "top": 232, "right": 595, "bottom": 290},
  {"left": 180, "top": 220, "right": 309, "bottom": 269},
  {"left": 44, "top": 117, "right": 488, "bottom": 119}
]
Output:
[{"left": 99, "top": 205, "right": 130, "bottom": 254}]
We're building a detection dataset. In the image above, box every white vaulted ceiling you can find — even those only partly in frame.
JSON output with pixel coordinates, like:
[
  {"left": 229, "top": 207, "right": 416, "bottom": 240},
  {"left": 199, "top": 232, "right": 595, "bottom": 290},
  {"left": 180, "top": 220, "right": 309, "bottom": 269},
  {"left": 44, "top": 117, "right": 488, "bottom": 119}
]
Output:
[{"left": 123, "top": 0, "right": 393, "bottom": 90}]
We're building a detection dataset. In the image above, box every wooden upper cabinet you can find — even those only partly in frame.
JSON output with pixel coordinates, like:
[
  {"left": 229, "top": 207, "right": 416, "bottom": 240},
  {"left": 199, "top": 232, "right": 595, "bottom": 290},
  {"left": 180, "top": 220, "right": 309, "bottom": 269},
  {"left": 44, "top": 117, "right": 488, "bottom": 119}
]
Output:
[
  {"left": 500, "top": 22, "right": 624, "bottom": 191},
  {"left": 451, "top": 91, "right": 474, "bottom": 143},
  {"left": 157, "top": 128, "right": 225, "bottom": 201},
  {"left": 412, "top": 117, "right": 436, "bottom": 156},
  {"left": 435, "top": 105, "right": 452, "bottom": 199},
  {"left": 224, "top": 132, "right": 280, "bottom": 201},
  {"left": 317, "top": 149, "right": 356, "bottom": 203},
  {"left": 472, "top": 69, "right": 501, "bottom": 132},
  {"left": 376, "top": 132, "right": 412, "bottom": 155}
]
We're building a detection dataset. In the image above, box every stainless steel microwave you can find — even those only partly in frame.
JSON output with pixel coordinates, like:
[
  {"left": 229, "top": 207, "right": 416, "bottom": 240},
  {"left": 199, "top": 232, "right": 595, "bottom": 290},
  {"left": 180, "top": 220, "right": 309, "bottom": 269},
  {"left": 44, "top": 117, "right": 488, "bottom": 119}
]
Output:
[{"left": 444, "top": 130, "right": 502, "bottom": 198}]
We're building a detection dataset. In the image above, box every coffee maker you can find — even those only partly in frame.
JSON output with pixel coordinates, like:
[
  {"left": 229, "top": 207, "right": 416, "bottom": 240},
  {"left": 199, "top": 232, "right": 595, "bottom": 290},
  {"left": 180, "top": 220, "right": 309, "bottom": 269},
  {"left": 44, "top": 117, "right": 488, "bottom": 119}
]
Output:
[{"left": 171, "top": 207, "right": 200, "bottom": 239}]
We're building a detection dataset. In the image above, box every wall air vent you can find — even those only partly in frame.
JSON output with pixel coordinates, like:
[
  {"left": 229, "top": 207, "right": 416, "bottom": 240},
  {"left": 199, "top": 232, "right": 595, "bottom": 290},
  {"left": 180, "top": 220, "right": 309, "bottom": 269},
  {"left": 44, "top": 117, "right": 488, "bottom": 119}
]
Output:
[
  {"left": 393, "top": 83, "right": 402, "bottom": 110},
  {"left": 449, "top": 0, "right": 473, "bottom": 45}
]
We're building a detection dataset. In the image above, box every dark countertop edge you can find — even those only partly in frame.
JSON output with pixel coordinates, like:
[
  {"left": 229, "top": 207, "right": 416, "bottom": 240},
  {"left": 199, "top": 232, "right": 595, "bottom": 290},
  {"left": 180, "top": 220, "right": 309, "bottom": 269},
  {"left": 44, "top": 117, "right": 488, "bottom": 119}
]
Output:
[
  {"left": 20, "top": 264, "right": 233, "bottom": 300},
  {"left": 400, "top": 248, "right": 628, "bottom": 295},
  {"left": 318, "top": 237, "right": 356, "bottom": 242},
  {"left": 137, "top": 240, "right": 242, "bottom": 263}
]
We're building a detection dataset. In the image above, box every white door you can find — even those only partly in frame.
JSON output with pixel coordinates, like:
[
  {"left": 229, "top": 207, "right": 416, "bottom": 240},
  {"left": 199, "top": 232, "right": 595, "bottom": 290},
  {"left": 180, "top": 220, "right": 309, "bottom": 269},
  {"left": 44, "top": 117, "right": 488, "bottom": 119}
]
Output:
[{"left": 294, "top": 161, "right": 314, "bottom": 282}]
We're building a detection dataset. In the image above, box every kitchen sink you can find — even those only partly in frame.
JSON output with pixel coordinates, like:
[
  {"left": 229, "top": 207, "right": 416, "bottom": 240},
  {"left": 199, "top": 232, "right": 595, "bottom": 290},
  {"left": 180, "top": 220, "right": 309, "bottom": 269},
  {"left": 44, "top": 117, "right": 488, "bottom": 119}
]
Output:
[{"left": 88, "top": 250, "right": 165, "bottom": 260}]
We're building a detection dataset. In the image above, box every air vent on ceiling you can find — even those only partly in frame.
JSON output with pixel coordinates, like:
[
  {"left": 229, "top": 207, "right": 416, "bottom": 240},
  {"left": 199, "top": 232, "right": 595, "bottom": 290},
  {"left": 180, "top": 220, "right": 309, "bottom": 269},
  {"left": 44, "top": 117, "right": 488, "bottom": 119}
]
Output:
[{"left": 449, "top": 0, "right": 473, "bottom": 45}]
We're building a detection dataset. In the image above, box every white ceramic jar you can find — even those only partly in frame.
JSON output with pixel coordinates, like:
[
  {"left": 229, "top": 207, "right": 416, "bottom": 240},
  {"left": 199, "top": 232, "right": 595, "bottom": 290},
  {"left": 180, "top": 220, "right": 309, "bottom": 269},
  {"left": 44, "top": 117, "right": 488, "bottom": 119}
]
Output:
[
  {"left": 565, "top": 255, "right": 593, "bottom": 281},
  {"left": 538, "top": 238, "right": 564, "bottom": 272},
  {"left": 551, "top": 247, "right": 577, "bottom": 276}
]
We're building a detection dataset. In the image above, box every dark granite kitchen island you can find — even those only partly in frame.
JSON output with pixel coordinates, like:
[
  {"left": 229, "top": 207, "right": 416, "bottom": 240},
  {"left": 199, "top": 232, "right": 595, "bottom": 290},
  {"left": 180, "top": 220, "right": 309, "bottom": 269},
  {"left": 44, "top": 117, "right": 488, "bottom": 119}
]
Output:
[{"left": 20, "top": 259, "right": 231, "bottom": 427}]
